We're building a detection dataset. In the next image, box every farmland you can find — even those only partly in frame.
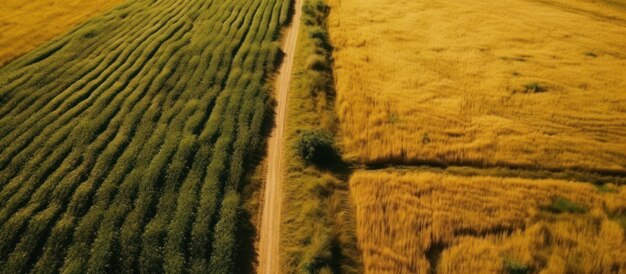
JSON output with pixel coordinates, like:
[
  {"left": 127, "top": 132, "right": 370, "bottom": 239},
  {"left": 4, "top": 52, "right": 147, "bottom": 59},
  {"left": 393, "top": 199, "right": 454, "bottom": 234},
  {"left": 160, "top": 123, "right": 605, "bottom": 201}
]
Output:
[
  {"left": 0, "top": 0, "right": 125, "bottom": 66},
  {"left": 0, "top": 0, "right": 290, "bottom": 272},
  {"left": 328, "top": 0, "right": 626, "bottom": 173},
  {"left": 350, "top": 171, "right": 626, "bottom": 273},
  {"left": 319, "top": 0, "right": 626, "bottom": 273},
  {"left": 1, "top": 0, "right": 625, "bottom": 272}
]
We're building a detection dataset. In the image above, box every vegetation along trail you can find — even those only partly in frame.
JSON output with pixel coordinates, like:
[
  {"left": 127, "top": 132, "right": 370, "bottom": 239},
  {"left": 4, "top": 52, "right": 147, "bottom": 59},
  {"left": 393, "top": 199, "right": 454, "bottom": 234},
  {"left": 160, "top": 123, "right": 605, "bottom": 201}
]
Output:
[{"left": 258, "top": 0, "right": 302, "bottom": 273}]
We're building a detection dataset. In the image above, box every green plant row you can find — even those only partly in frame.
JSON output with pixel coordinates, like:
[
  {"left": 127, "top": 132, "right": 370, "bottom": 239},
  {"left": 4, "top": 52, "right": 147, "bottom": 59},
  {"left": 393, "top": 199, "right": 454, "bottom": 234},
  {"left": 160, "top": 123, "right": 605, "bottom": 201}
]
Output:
[{"left": 0, "top": 0, "right": 291, "bottom": 272}]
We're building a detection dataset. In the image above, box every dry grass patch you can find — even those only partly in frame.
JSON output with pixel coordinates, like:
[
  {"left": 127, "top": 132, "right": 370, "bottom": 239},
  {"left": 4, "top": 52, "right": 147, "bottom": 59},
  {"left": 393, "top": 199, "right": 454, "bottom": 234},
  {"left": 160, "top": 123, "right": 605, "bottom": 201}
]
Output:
[
  {"left": 0, "top": 0, "right": 125, "bottom": 66},
  {"left": 328, "top": 0, "right": 626, "bottom": 173},
  {"left": 350, "top": 171, "right": 626, "bottom": 273}
]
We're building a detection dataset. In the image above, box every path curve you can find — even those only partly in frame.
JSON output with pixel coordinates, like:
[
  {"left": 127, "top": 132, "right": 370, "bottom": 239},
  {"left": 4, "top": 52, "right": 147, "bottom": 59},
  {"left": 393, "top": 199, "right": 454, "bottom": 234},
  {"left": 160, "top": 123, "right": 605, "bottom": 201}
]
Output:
[{"left": 258, "top": 0, "right": 302, "bottom": 273}]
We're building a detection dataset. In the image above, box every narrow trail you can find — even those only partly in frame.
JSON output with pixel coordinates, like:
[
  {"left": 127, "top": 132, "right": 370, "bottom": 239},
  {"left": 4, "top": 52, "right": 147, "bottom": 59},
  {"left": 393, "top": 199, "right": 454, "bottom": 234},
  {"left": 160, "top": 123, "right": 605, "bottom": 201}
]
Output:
[{"left": 258, "top": 0, "right": 302, "bottom": 273}]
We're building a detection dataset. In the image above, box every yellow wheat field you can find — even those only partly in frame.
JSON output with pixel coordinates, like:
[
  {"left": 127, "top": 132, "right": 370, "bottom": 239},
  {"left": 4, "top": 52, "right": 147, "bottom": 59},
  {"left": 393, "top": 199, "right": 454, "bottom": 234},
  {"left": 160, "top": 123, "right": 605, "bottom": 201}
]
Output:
[
  {"left": 350, "top": 171, "right": 626, "bottom": 273},
  {"left": 0, "top": 0, "right": 125, "bottom": 66},
  {"left": 328, "top": 0, "right": 626, "bottom": 173}
]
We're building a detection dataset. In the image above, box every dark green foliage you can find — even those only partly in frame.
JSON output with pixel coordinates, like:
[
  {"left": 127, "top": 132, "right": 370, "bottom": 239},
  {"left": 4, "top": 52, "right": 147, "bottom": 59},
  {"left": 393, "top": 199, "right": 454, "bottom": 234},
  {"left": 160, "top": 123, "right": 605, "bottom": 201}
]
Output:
[
  {"left": 308, "top": 26, "right": 332, "bottom": 51},
  {"left": 297, "top": 130, "right": 337, "bottom": 165},
  {"left": 0, "top": 0, "right": 290, "bottom": 272},
  {"left": 546, "top": 197, "right": 588, "bottom": 214},
  {"left": 301, "top": 1, "right": 334, "bottom": 98},
  {"left": 207, "top": 190, "right": 240, "bottom": 274},
  {"left": 302, "top": 0, "right": 332, "bottom": 52},
  {"left": 584, "top": 51, "right": 597, "bottom": 57},
  {"left": 524, "top": 82, "right": 546, "bottom": 93},
  {"left": 504, "top": 258, "right": 530, "bottom": 274},
  {"left": 303, "top": 0, "right": 330, "bottom": 26},
  {"left": 306, "top": 54, "right": 329, "bottom": 71},
  {"left": 595, "top": 183, "right": 618, "bottom": 193}
]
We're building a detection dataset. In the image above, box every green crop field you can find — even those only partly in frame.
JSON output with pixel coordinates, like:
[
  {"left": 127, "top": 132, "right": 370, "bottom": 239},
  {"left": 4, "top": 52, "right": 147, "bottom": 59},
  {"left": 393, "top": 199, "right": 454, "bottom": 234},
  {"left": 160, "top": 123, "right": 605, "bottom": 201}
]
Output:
[{"left": 0, "top": 0, "right": 289, "bottom": 273}]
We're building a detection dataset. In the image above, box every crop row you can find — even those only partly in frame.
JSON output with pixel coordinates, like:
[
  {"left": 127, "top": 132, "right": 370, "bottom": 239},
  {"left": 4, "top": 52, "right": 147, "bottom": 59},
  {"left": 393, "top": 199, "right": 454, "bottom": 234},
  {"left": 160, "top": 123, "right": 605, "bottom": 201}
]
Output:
[
  {"left": 0, "top": 0, "right": 290, "bottom": 272},
  {"left": 350, "top": 171, "right": 626, "bottom": 273}
]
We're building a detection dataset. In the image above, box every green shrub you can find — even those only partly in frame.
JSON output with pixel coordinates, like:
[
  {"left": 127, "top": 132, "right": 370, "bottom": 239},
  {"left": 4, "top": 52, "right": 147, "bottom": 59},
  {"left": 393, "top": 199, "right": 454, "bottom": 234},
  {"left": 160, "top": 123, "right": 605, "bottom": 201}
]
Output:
[
  {"left": 504, "top": 258, "right": 530, "bottom": 274},
  {"left": 303, "top": 0, "right": 329, "bottom": 25},
  {"left": 546, "top": 197, "right": 587, "bottom": 214},
  {"left": 308, "top": 27, "right": 332, "bottom": 51},
  {"left": 306, "top": 54, "right": 329, "bottom": 71},
  {"left": 584, "top": 51, "right": 597, "bottom": 57},
  {"left": 524, "top": 82, "right": 545, "bottom": 93},
  {"left": 596, "top": 183, "right": 618, "bottom": 193},
  {"left": 297, "top": 130, "right": 336, "bottom": 165}
]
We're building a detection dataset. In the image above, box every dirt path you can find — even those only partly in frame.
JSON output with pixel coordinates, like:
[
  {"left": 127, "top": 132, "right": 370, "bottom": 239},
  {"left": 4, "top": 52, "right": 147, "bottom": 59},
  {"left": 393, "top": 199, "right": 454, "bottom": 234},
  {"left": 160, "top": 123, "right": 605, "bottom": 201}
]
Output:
[{"left": 257, "top": 0, "right": 302, "bottom": 273}]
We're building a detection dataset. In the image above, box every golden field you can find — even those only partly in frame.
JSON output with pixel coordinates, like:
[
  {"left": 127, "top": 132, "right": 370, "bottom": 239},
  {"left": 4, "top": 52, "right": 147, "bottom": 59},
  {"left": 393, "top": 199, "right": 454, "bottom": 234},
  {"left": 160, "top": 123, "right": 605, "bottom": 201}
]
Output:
[
  {"left": 0, "top": 0, "right": 125, "bottom": 66},
  {"left": 350, "top": 171, "right": 626, "bottom": 273},
  {"left": 328, "top": 0, "right": 626, "bottom": 173}
]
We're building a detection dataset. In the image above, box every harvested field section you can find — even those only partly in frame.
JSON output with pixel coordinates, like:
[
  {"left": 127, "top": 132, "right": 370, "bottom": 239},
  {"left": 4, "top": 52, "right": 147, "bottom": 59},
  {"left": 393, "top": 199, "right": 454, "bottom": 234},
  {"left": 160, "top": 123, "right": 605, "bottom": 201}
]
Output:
[
  {"left": 328, "top": 0, "right": 626, "bottom": 173},
  {"left": 350, "top": 171, "right": 626, "bottom": 273},
  {"left": 0, "top": 0, "right": 126, "bottom": 66},
  {"left": 0, "top": 0, "right": 290, "bottom": 272}
]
